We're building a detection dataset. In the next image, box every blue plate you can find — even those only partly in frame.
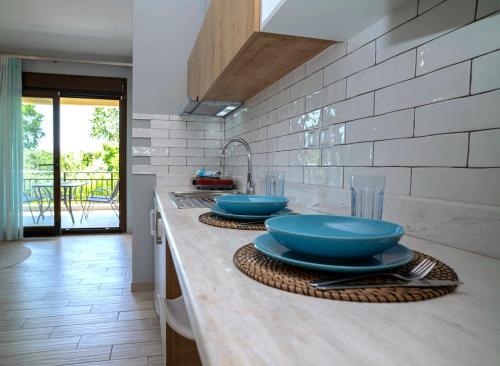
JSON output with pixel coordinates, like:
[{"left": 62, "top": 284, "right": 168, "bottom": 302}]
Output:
[
  {"left": 265, "top": 215, "right": 405, "bottom": 259},
  {"left": 211, "top": 204, "right": 294, "bottom": 221},
  {"left": 254, "top": 233, "right": 413, "bottom": 273},
  {"left": 215, "top": 195, "right": 288, "bottom": 215}
]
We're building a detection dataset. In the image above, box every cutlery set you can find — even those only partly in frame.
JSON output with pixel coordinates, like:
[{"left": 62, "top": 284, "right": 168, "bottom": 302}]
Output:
[{"left": 310, "top": 259, "right": 461, "bottom": 290}]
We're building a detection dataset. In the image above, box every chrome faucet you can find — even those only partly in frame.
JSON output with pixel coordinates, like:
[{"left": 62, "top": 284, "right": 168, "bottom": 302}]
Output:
[{"left": 221, "top": 137, "right": 255, "bottom": 195}]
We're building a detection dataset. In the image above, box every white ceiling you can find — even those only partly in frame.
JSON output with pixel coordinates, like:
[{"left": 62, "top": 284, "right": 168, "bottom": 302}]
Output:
[{"left": 0, "top": 0, "right": 132, "bottom": 64}]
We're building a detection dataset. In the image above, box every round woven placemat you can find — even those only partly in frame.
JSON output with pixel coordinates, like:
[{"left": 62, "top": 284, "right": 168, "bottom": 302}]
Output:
[
  {"left": 199, "top": 212, "right": 266, "bottom": 230},
  {"left": 233, "top": 244, "right": 459, "bottom": 303}
]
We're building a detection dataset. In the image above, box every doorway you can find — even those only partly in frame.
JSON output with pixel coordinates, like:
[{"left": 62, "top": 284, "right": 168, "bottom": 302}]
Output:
[{"left": 22, "top": 73, "right": 127, "bottom": 236}]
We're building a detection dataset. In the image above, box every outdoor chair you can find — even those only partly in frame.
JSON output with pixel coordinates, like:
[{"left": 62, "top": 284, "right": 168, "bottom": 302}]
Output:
[
  {"left": 23, "top": 186, "right": 52, "bottom": 224},
  {"left": 81, "top": 180, "right": 119, "bottom": 222}
]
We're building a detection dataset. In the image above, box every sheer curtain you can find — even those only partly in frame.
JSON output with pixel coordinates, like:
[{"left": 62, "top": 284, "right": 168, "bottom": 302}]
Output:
[{"left": 0, "top": 56, "right": 23, "bottom": 240}]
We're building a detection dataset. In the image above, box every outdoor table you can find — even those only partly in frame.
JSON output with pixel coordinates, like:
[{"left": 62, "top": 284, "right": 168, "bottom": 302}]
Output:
[{"left": 32, "top": 181, "right": 88, "bottom": 224}]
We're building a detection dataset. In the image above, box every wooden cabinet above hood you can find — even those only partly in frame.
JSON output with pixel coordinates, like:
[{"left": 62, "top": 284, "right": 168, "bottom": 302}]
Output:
[{"left": 187, "top": 0, "right": 334, "bottom": 103}]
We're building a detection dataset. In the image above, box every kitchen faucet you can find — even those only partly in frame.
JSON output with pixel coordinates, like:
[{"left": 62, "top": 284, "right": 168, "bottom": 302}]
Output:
[{"left": 221, "top": 137, "right": 255, "bottom": 195}]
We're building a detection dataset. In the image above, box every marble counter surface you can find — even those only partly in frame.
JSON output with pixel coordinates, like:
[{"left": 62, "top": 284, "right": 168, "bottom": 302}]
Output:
[{"left": 154, "top": 186, "right": 500, "bottom": 366}]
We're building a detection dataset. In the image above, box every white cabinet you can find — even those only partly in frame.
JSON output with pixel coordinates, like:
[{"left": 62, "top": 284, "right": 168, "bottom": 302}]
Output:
[
  {"left": 151, "top": 196, "right": 201, "bottom": 365},
  {"left": 261, "top": 0, "right": 413, "bottom": 41}
]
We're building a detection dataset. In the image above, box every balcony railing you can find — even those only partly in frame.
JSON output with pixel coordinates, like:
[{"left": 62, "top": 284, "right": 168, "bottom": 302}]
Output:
[{"left": 23, "top": 170, "right": 119, "bottom": 202}]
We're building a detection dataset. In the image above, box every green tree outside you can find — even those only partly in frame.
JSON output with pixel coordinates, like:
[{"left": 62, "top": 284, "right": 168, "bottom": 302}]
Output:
[
  {"left": 22, "top": 104, "right": 120, "bottom": 173},
  {"left": 22, "top": 104, "right": 45, "bottom": 149}
]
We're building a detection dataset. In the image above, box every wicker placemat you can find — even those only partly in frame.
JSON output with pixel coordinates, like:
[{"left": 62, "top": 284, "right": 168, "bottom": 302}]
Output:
[
  {"left": 199, "top": 212, "right": 266, "bottom": 230},
  {"left": 233, "top": 244, "right": 459, "bottom": 303}
]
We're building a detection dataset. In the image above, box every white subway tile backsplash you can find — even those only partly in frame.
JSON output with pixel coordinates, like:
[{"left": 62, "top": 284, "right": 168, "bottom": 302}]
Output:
[
  {"left": 258, "top": 138, "right": 278, "bottom": 153},
  {"left": 277, "top": 98, "right": 305, "bottom": 121},
  {"left": 471, "top": 49, "right": 500, "bottom": 94},
  {"left": 278, "top": 64, "right": 306, "bottom": 90},
  {"left": 259, "top": 110, "right": 278, "bottom": 128},
  {"left": 131, "top": 146, "right": 152, "bottom": 156},
  {"left": 376, "top": 0, "right": 475, "bottom": 63},
  {"left": 133, "top": 113, "right": 168, "bottom": 120},
  {"left": 290, "top": 110, "right": 321, "bottom": 132},
  {"left": 290, "top": 149, "right": 321, "bottom": 166},
  {"left": 374, "top": 134, "right": 469, "bottom": 166},
  {"left": 346, "top": 109, "right": 414, "bottom": 143},
  {"left": 268, "top": 119, "right": 291, "bottom": 138},
  {"left": 304, "top": 167, "right": 343, "bottom": 186},
  {"left": 291, "top": 70, "right": 323, "bottom": 100},
  {"left": 344, "top": 167, "right": 411, "bottom": 195},
  {"left": 169, "top": 166, "right": 218, "bottom": 175},
  {"left": 151, "top": 138, "right": 186, "bottom": 148},
  {"left": 205, "top": 148, "right": 222, "bottom": 157},
  {"left": 204, "top": 116, "right": 224, "bottom": 123},
  {"left": 323, "top": 93, "right": 374, "bottom": 125},
  {"left": 375, "top": 61, "right": 470, "bottom": 114},
  {"left": 188, "top": 139, "right": 221, "bottom": 149},
  {"left": 418, "top": 0, "right": 445, "bottom": 14},
  {"left": 204, "top": 122, "right": 223, "bottom": 131},
  {"left": 415, "top": 89, "right": 500, "bottom": 135},
  {"left": 151, "top": 119, "right": 186, "bottom": 130},
  {"left": 219, "top": 0, "right": 500, "bottom": 255},
  {"left": 186, "top": 122, "right": 204, "bottom": 131},
  {"left": 277, "top": 133, "right": 305, "bottom": 151},
  {"left": 412, "top": 168, "right": 500, "bottom": 205},
  {"left": 476, "top": 0, "right": 500, "bottom": 18},
  {"left": 272, "top": 151, "right": 290, "bottom": 166},
  {"left": 187, "top": 157, "right": 221, "bottom": 166},
  {"left": 469, "top": 129, "right": 500, "bottom": 167},
  {"left": 347, "top": 1, "right": 418, "bottom": 53},
  {"left": 324, "top": 42, "right": 375, "bottom": 85},
  {"left": 132, "top": 147, "right": 169, "bottom": 157},
  {"left": 306, "top": 43, "right": 347, "bottom": 76},
  {"left": 132, "top": 164, "right": 160, "bottom": 175},
  {"left": 417, "top": 13, "right": 500, "bottom": 75},
  {"left": 205, "top": 130, "right": 224, "bottom": 140},
  {"left": 169, "top": 147, "right": 204, "bottom": 157},
  {"left": 279, "top": 167, "right": 304, "bottom": 183},
  {"left": 170, "top": 130, "right": 203, "bottom": 139},
  {"left": 304, "top": 129, "right": 320, "bottom": 148},
  {"left": 268, "top": 88, "right": 291, "bottom": 110},
  {"left": 305, "top": 79, "right": 346, "bottom": 112},
  {"left": 322, "top": 142, "right": 373, "bottom": 166},
  {"left": 347, "top": 50, "right": 416, "bottom": 97},
  {"left": 132, "top": 128, "right": 155, "bottom": 138},
  {"left": 151, "top": 156, "right": 186, "bottom": 165},
  {"left": 320, "top": 124, "right": 345, "bottom": 147}
]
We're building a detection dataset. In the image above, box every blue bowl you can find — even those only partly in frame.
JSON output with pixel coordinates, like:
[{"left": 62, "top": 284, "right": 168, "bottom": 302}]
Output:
[
  {"left": 215, "top": 195, "right": 288, "bottom": 215},
  {"left": 265, "top": 215, "right": 405, "bottom": 259}
]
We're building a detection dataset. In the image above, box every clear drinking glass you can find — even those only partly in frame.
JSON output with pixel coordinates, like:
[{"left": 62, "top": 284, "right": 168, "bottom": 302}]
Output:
[
  {"left": 265, "top": 170, "right": 286, "bottom": 197},
  {"left": 350, "top": 175, "right": 386, "bottom": 220}
]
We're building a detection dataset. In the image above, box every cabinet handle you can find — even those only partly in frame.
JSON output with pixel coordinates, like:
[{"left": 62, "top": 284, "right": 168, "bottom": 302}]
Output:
[
  {"left": 149, "top": 209, "right": 157, "bottom": 236},
  {"left": 156, "top": 217, "right": 162, "bottom": 245}
]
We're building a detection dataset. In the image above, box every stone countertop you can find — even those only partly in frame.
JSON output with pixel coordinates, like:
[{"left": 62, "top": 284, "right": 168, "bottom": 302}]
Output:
[{"left": 154, "top": 186, "right": 500, "bottom": 366}]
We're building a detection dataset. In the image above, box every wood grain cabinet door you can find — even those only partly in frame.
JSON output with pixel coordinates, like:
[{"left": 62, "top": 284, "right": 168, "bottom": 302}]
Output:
[{"left": 187, "top": 0, "right": 260, "bottom": 100}]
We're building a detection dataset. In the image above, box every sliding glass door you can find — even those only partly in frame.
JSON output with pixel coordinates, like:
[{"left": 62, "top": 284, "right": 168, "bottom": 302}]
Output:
[
  {"left": 22, "top": 92, "right": 60, "bottom": 235},
  {"left": 59, "top": 97, "right": 120, "bottom": 230}
]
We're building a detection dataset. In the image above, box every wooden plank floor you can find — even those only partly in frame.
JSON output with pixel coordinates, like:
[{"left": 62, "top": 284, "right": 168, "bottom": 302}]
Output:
[{"left": 0, "top": 235, "right": 161, "bottom": 366}]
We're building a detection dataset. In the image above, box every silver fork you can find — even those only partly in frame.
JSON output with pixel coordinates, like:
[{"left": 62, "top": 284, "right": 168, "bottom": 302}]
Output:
[{"left": 310, "top": 259, "right": 436, "bottom": 287}]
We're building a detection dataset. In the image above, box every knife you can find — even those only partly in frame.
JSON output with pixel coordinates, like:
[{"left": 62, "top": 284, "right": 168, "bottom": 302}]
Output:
[{"left": 314, "top": 279, "right": 462, "bottom": 291}]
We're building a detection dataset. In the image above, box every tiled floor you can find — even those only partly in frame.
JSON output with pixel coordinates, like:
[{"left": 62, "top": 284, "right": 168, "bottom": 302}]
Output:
[{"left": 0, "top": 234, "right": 162, "bottom": 366}]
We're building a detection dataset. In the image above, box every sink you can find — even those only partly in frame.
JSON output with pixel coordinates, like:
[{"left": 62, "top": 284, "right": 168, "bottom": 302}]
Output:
[{"left": 168, "top": 190, "right": 242, "bottom": 209}]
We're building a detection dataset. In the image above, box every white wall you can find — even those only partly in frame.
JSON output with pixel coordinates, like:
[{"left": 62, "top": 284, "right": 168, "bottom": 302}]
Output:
[
  {"left": 22, "top": 60, "right": 134, "bottom": 232},
  {"left": 132, "top": 0, "right": 209, "bottom": 115},
  {"left": 225, "top": 0, "right": 500, "bottom": 258}
]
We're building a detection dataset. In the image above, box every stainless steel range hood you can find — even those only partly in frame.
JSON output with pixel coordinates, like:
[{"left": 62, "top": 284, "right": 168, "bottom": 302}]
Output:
[{"left": 182, "top": 98, "right": 242, "bottom": 117}]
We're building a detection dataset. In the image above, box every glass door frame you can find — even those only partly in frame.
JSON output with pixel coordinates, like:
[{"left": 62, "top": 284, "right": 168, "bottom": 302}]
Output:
[
  {"left": 22, "top": 89, "right": 62, "bottom": 236},
  {"left": 22, "top": 72, "right": 128, "bottom": 236}
]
